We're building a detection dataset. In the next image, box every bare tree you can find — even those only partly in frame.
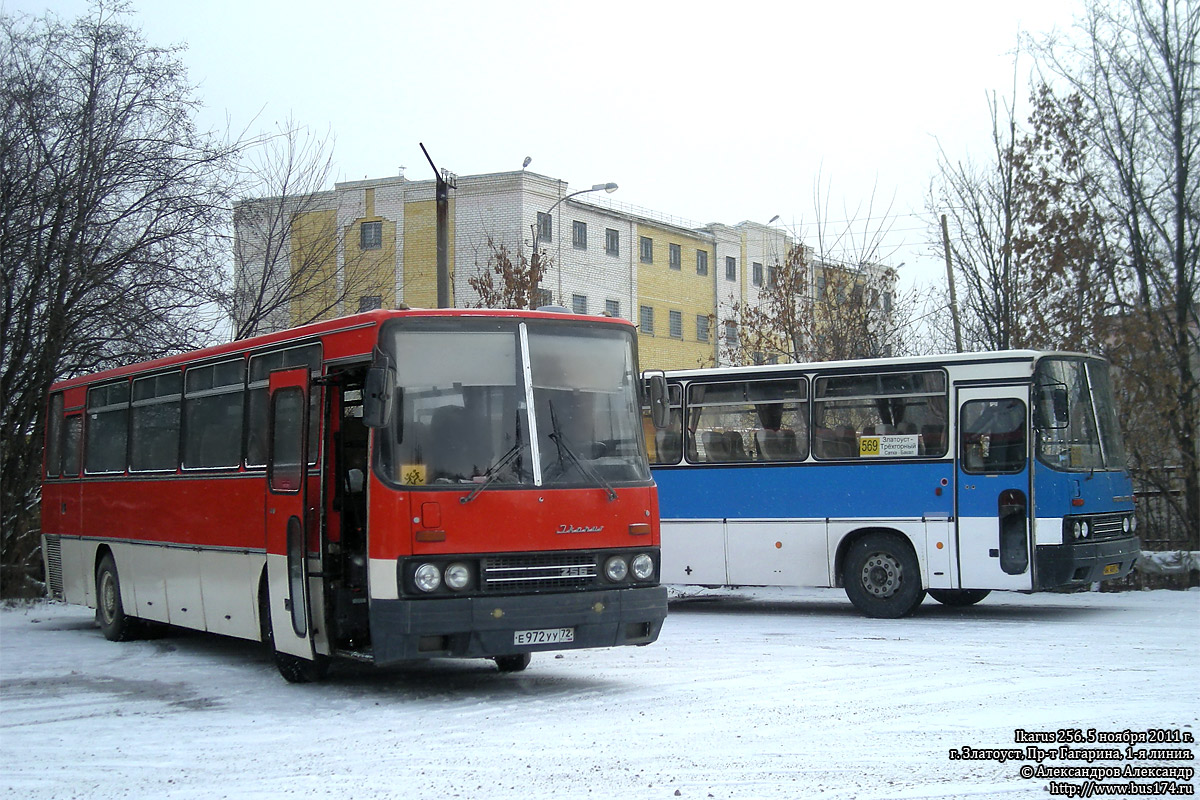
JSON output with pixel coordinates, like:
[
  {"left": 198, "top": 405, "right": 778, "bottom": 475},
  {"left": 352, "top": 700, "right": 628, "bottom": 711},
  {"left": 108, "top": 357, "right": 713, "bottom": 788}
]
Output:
[
  {"left": 1034, "top": 0, "right": 1199, "bottom": 549},
  {"left": 724, "top": 179, "right": 911, "bottom": 365},
  {"left": 927, "top": 87, "right": 1034, "bottom": 352},
  {"left": 467, "top": 227, "right": 551, "bottom": 310},
  {"left": 1, "top": 4, "right": 240, "bottom": 594},
  {"left": 230, "top": 120, "right": 394, "bottom": 338},
  {"left": 1014, "top": 86, "right": 1121, "bottom": 351}
]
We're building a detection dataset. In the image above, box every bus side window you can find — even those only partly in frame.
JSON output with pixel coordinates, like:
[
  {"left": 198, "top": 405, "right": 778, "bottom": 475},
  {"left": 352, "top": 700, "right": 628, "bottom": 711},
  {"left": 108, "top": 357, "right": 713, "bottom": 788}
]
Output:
[
  {"left": 961, "top": 399, "right": 1026, "bottom": 474},
  {"left": 62, "top": 415, "right": 82, "bottom": 477},
  {"left": 45, "top": 393, "right": 64, "bottom": 477}
]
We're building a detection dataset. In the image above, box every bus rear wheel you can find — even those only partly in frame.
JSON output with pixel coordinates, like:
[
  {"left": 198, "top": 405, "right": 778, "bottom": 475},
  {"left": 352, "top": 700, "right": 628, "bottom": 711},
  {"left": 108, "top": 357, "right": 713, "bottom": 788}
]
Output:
[
  {"left": 96, "top": 554, "right": 140, "bottom": 641},
  {"left": 928, "top": 588, "right": 991, "bottom": 607},
  {"left": 843, "top": 533, "right": 925, "bottom": 619}
]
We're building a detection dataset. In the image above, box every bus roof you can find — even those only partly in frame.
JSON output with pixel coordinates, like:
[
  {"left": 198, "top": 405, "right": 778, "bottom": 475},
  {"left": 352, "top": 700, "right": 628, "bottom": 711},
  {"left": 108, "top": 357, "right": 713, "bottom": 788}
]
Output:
[
  {"left": 50, "top": 307, "right": 634, "bottom": 391},
  {"left": 660, "top": 349, "right": 1102, "bottom": 381}
]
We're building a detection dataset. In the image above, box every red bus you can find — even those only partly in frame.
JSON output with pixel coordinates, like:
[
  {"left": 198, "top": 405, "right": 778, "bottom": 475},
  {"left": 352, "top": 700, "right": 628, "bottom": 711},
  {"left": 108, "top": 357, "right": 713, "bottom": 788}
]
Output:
[{"left": 41, "top": 308, "right": 668, "bottom": 681}]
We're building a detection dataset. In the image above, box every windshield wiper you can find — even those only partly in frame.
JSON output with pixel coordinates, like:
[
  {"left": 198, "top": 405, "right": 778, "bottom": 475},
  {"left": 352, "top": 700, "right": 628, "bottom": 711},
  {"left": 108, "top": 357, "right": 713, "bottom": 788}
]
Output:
[
  {"left": 547, "top": 401, "right": 617, "bottom": 502},
  {"left": 460, "top": 442, "right": 523, "bottom": 504}
]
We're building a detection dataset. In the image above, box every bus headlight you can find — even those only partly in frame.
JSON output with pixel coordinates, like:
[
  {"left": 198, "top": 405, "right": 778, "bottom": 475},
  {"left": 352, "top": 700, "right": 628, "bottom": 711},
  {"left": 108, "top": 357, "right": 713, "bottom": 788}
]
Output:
[
  {"left": 1122, "top": 516, "right": 1131, "bottom": 533},
  {"left": 1072, "top": 521, "right": 1082, "bottom": 539},
  {"left": 1130, "top": 515, "right": 1138, "bottom": 532},
  {"left": 414, "top": 563, "right": 442, "bottom": 593},
  {"left": 1081, "top": 521, "right": 1090, "bottom": 538},
  {"left": 604, "top": 556, "right": 629, "bottom": 582},
  {"left": 444, "top": 562, "right": 471, "bottom": 591},
  {"left": 631, "top": 553, "right": 655, "bottom": 581}
]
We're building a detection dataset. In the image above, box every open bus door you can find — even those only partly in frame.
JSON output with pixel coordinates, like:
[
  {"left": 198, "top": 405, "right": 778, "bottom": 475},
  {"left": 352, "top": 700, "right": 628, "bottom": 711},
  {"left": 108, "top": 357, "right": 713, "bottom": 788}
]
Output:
[
  {"left": 266, "top": 368, "right": 321, "bottom": 673},
  {"left": 955, "top": 385, "right": 1034, "bottom": 591}
]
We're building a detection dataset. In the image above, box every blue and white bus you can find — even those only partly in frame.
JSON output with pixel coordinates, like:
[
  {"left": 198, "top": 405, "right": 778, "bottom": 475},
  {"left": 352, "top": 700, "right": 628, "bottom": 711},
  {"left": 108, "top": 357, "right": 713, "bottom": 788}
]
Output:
[{"left": 644, "top": 350, "right": 1140, "bottom": 617}]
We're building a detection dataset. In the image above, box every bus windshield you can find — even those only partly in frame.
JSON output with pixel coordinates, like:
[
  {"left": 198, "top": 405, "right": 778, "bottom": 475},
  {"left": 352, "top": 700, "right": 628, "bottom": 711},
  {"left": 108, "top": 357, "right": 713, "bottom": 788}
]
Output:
[
  {"left": 376, "top": 318, "right": 649, "bottom": 489},
  {"left": 1034, "top": 357, "right": 1126, "bottom": 472}
]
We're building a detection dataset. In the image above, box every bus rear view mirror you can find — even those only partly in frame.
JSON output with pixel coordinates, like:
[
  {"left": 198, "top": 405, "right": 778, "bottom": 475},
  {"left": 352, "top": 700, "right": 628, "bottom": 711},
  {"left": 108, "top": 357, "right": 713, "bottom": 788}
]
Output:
[
  {"left": 363, "top": 365, "right": 394, "bottom": 429},
  {"left": 645, "top": 371, "right": 669, "bottom": 430},
  {"left": 1036, "top": 382, "right": 1070, "bottom": 430}
]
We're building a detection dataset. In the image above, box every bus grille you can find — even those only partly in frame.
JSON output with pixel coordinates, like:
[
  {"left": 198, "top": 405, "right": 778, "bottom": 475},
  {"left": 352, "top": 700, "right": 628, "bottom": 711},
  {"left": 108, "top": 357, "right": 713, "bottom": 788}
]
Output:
[
  {"left": 1089, "top": 514, "right": 1129, "bottom": 540},
  {"left": 44, "top": 535, "right": 64, "bottom": 599},
  {"left": 480, "top": 553, "right": 599, "bottom": 593}
]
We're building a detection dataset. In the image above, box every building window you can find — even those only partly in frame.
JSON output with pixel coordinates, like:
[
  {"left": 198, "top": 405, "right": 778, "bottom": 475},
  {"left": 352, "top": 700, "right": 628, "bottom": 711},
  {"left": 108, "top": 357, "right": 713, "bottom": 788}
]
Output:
[
  {"left": 669, "top": 243, "right": 681, "bottom": 270},
  {"left": 724, "top": 320, "right": 739, "bottom": 347},
  {"left": 358, "top": 295, "right": 382, "bottom": 312},
  {"left": 696, "top": 250, "right": 708, "bottom": 276},
  {"left": 752, "top": 261, "right": 763, "bottom": 287},
  {"left": 696, "top": 314, "right": 710, "bottom": 342},
  {"left": 669, "top": 310, "right": 683, "bottom": 339},
  {"left": 572, "top": 221, "right": 587, "bottom": 250},
  {"left": 640, "top": 236, "right": 653, "bottom": 263},
  {"left": 537, "top": 212, "right": 552, "bottom": 241},
  {"left": 572, "top": 294, "right": 588, "bottom": 315},
  {"left": 535, "top": 288, "right": 553, "bottom": 307},
  {"left": 605, "top": 299, "right": 620, "bottom": 318},
  {"left": 360, "top": 220, "right": 382, "bottom": 250},
  {"left": 639, "top": 305, "right": 654, "bottom": 335},
  {"left": 605, "top": 228, "right": 619, "bottom": 256},
  {"left": 767, "top": 264, "right": 778, "bottom": 288},
  {"left": 726, "top": 256, "right": 737, "bottom": 281}
]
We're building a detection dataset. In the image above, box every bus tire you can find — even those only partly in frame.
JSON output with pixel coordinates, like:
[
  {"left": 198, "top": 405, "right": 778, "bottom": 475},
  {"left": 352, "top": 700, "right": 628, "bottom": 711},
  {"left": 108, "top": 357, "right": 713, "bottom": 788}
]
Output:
[
  {"left": 273, "top": 651, "right": 331, "bottom": 684},
  {"left": 843, "top": 533, "right": 925, "bottom": 619},
  {"left": 258, "top": 573, "right": 330, "bottom": 683},
  {"left": 95, "top": 553, "right": 139, "bottom": 641},
  {"left": 494, "top": 653, "right": 531, "bottom": 673},
  {"left": 928, "top": 588, "right": 991, "bottom": 607}
]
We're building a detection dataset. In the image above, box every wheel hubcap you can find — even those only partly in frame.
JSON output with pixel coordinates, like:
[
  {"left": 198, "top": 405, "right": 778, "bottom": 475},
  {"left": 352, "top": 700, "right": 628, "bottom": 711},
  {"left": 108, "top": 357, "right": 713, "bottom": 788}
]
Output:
[
  {"left": 861, "top": 553, "right": 901, "bottom": 598},
  {"left": 100, "top": 572, "right": 116, "bottom": 623}
]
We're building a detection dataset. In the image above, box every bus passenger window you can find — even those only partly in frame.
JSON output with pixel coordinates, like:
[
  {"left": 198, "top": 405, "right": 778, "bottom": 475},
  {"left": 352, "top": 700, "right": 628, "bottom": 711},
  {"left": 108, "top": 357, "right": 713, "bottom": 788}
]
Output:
[
  {"left": 960, "top": 399, "right": 1026, "bottom": 474},
  {"left": 643, "top": 384, "right": 682, "bottom": 465}
]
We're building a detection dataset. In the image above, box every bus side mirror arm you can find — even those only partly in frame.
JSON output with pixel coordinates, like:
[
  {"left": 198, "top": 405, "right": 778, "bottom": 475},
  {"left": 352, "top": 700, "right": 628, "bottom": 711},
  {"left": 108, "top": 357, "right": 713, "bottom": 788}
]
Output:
[
  {"left": 363, "top": 365, "right": 395, "bottom": 430},
  {"left": 645, "top": 371, "right": 669, "bottom": 430}
]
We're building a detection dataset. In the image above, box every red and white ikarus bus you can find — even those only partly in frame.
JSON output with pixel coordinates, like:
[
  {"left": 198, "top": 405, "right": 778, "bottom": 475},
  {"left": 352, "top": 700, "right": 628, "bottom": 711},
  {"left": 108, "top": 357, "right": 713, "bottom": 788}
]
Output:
[{"left": 41, "top": 309, "right": 668, "bottom": 681}]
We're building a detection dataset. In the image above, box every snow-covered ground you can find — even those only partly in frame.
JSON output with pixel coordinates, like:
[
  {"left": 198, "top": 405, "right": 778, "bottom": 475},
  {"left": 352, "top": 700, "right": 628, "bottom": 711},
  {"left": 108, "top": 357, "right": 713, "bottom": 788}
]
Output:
[{"left": 2, "top": 587, "right": 1197, "bottom": 800}]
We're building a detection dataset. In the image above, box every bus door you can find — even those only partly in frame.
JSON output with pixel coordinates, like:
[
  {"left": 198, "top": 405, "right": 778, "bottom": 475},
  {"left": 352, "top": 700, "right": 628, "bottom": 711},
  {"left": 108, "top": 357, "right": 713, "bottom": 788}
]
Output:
[
  {"left": 955, "top": 385, "right": 1033, "bottom": 590},
  {"left": 266, "top": 368, "right": 318, "bottom": 661}
]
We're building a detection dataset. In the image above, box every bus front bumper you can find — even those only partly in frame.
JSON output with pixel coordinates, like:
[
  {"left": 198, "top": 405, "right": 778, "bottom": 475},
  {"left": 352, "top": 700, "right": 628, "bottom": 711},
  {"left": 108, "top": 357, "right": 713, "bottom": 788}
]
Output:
[
  {"left": 1035, "top": 534, "right": 1141, "bottom": 589},
  {"left": 367, "top": 585, "right": 668, "bottom": 667}
]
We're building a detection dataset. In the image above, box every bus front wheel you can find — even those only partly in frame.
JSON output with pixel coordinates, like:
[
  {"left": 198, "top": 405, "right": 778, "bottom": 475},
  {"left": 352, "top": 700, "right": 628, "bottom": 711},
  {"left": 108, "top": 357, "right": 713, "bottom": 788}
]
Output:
[
  {"left": 928, "top": 588, "right": 991, "bottom": 607},
  {"left": 843, "top": 533, "right": 925, "bottom": 619},
  {"left": 494, "top": 653, "right": 531, "bottom": 672},
  {"left": 96, "top": 554, "right": 139, "bottom": 641}
]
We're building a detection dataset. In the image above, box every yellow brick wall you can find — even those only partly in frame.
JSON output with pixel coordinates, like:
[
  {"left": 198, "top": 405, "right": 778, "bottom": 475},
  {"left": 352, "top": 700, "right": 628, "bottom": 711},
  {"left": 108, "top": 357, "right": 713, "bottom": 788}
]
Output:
[
  {"left": 290, "top": 209, "right": 339, "bottom": 324},
  {"left": 635, "top": 224, "right": 717, "bottom": 370},
  {"left": 403, "top": 198, "right": 456, "bottom": 308},
  {"left": 344, "top": 214, "right": 397, "bottom": 312}
]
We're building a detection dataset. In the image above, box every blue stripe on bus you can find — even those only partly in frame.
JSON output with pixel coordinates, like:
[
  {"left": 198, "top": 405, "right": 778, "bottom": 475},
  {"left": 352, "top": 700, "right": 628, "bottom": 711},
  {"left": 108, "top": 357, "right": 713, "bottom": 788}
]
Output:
[{"left": 652, "top": 461, "right": 956, "bottom": 521}]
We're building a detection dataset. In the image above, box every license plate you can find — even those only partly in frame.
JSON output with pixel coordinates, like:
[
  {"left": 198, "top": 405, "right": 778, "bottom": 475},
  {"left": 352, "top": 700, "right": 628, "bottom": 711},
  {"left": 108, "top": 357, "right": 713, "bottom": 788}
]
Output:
[
  {"left": 1103, "top": 563, "right": 1120, "bottom": 576},
  {"left": 514, "top": 627, "right": 574, "bottom": 646}
]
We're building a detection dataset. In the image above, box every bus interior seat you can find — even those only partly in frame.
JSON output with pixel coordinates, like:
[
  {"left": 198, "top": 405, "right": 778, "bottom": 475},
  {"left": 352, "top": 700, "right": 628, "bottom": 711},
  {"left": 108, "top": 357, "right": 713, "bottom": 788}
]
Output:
[
  {"left": 429, "top": 405, "right": 477, "bottom": 480},
  {"left": 756, "top": 429, "right": 799, "bottom": 461},
  {"left": 834, "top": 425, "right": 857, "bottom": 458},
  {"left": 656, "top": 430, "right": 683, "bottom": 463},
  {"left": 725, "top": 431, "right": 747, "bottom": 461},
  {"left": 921, "top": 424, "right": 945, "bottom": 455},
  {"left": 702, "top": 431, "right": 729, "bottom": 462}
]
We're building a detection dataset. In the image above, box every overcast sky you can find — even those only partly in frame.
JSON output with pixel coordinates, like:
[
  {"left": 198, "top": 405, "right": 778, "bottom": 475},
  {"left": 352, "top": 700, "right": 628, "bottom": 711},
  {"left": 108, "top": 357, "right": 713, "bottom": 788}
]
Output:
[{"left": 6, "top": 0, "right": 1083, "bottom": 289}]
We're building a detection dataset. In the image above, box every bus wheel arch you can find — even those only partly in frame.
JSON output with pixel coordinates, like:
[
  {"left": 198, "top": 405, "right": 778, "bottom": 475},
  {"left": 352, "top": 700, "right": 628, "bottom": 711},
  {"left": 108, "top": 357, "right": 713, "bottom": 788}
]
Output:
[{"left": 838, "top": 529, "right": 926, "bottom": 619}]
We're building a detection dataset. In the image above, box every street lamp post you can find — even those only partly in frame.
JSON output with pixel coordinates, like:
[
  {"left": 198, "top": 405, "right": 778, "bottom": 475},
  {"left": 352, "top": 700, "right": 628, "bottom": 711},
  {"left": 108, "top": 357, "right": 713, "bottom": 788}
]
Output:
[{"left": 533, "top": 182, "right": 617, "bottom": 308}]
